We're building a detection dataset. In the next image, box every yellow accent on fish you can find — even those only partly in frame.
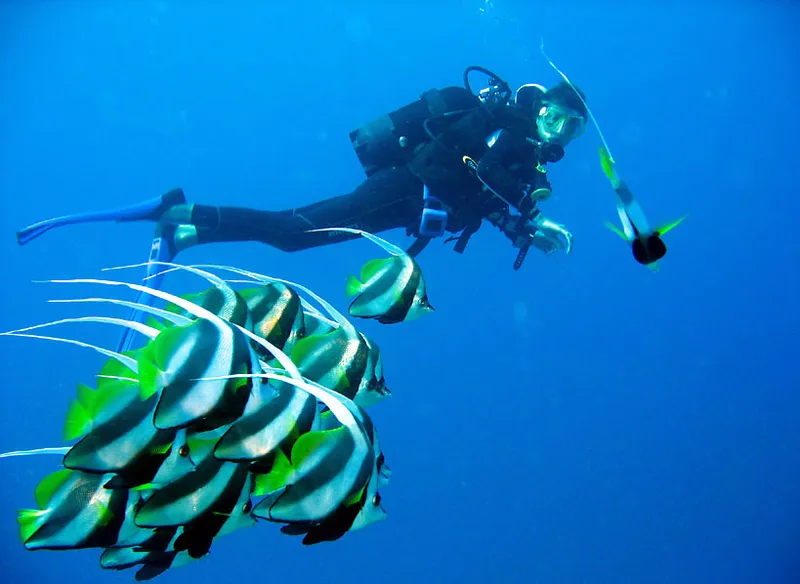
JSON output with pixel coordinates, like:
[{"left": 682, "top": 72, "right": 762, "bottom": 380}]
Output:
[
  {"left": 17, "top": 509, "right": 47, "bottom": 543},
  {"left": 253, "top": 449, "right": 293, "bottom": 496},
  {"left": 34, "top": 469, "right": 72, "bottom": 509},
  {"left": 345, "top": 274, "right": 363, "bottom": 298},
  {"left": 599, "top": 147, "right": 620, "bottom": 189},
  {"left": 603, "top": 220, "right": 629, "bottom": 242},
  {"left": 655, "top": 215, "right": 688, "bottom": 236}
]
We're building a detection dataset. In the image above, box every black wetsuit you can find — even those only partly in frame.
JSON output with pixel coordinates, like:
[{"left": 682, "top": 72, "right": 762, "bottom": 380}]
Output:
[{"left": 180, "top": 85, "right": 556, "bottom": 255}]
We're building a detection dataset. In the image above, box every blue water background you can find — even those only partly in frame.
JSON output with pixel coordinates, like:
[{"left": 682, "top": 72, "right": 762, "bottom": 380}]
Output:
[{"left": 1, "top": 1, "right": 798, "bottom": 583}]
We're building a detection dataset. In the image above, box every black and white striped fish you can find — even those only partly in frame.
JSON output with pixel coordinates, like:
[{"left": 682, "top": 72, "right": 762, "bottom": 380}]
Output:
[
  {"left": 309, "top": 227, "right": 434, "bottom": 324},
  {"left": 191, "top": 264, "right": 390, "bottom": 408},
  {"left": 134, "top": 456, "right": 250, "bottom": 534},
  {"left": 102, "top": 472, "right": 255, "bottom": 578},
  {"left": 240, "top": 283, "right": 305, "bottom": 358},
  {"left": 213, "top": 380, "right": 318, "bottom": 467},
  {"left": 277, "top": 406, "right": 390, "bottom": 544},
  {"left": 17, "top": 469, "right": 129, "bottom": 550}
]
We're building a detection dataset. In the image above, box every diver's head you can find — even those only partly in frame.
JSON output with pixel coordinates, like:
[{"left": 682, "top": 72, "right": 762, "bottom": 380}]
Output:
[{"left": 535, "top": 81, "right": 588, "bottom": 147}]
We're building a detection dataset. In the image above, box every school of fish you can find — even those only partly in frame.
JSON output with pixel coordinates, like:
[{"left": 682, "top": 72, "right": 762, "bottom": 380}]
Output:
[{"left": 0, "top": 229, "right": 432, "bottom": 580}]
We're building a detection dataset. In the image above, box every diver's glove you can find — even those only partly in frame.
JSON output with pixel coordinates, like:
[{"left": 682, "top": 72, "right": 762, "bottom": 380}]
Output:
[
  {"left": 530, "top": 213, "right": 573, "bottom": 255},
  {"left": 488, "top": 211, "right": 571, "bottom": 257}
]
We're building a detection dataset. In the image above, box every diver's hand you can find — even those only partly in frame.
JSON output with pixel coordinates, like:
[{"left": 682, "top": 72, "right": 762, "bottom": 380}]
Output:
[
  {"left": 531, "top": 215, "right": 573, "bottom": 255},
  {"left": 489, "top": 211, "right": 572, "bottom": 257}
]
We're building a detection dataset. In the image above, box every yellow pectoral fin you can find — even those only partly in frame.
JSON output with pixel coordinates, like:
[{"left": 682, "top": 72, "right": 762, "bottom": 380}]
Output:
[
  {"left": 603, "top": 220, "right": 630, "bottom": 242},
  {"left": 34, "top": 469, "right": 73, "bottom": 509},
  {"left": 345, "top": 274, "right": 363, "bottom": 298},
  {"left": 17, "top": 508, "right": 48, "bottom": 543},
  {"left": 598, "top": 147, "right": 620, "bottom": 188},
  {"left": 655, "top": 215, "right": 688, "bottom": 237}
]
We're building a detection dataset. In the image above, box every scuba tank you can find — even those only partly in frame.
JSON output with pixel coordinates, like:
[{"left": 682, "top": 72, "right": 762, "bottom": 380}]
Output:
[
  {"left": 349, "top": 88, "right": 472, "bottom": 177},
  {"left": 348, "top": 66, "right": 511, "bottom": 178}
]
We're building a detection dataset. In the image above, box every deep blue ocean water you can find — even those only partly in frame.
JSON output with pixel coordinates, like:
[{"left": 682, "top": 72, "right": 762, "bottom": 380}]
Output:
[{"left": 1, "top": 1, "right": 799, "bottom": 583}]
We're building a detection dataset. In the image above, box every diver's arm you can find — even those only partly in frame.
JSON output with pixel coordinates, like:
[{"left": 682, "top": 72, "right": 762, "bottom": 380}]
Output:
[{"left": 475, "top": 129, "right": 547, "bottom": 219}]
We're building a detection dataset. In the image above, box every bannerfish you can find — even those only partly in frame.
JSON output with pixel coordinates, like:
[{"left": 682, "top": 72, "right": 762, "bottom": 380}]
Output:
[
  {"left": 308, "top": 227, "right": 434, "bottom": 324},
  {"left": 17, "top": 469, "right": 128, "bottom": 550}
]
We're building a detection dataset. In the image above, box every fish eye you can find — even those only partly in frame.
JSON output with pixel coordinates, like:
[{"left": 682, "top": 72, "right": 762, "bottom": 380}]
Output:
[
  {"left": 178, "top": 445, "right": 190, "bottom": 457},
  {"left": 242, "top": 501, "right": 252, "bottom": 514},
  {"left": 372, "top": 493, "right": 382, "bottom": 506}
]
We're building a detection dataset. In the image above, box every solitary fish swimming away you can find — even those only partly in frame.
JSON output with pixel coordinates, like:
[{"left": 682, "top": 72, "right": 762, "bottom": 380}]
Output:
[{"left": 599, "top": 147, "right": 686, "bottom": 271}]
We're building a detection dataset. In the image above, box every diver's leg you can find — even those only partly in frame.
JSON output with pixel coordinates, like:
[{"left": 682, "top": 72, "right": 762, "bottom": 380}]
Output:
[{"left": 166, "top": 166, "right": 424, "bottom": 253}]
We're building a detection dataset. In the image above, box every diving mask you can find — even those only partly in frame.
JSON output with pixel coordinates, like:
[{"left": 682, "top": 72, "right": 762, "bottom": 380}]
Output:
[{"left": 536, "top": 102, "right": 586, "bottom": 144}]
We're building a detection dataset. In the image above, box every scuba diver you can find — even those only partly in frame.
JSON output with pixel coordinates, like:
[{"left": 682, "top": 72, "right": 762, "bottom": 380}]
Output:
[{"left": 17, "top": 67, "right": 589, "bottom": 271}]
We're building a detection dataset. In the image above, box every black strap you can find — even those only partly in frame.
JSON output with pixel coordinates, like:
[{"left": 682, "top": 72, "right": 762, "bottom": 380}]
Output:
[
  {"left": 513, "top": 242, "right": 530, "bottom": 270},
  {"left": 406, "top": 237, "right": 431, "bottom": 258},
  {"left": 448, "top": 216, "right": 482, "bottom": 254}
]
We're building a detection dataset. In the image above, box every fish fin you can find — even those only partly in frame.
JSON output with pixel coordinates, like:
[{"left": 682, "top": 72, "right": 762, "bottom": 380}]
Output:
[
  {"left": 603, "top": 220, "right": 630, "bottom": 242},
  {"left": 252, "top": 486, "right": 289, "bottom": 521},
  {"left": 165, "top": 289, "right": 208, "bottom": 316},
  {"left": 359, "top": 258, "right": 389, "bottom": 282},
  {"left": 289, "top": 333, "right": 329, "bottom": 364},
  {"left": 137, "top": 322, "right": 195, "bottom": 399},
  {"left": 94, "top": 378, "right": 137, "bottom": 411},
  {"left": 0, "top": 446, "right": 71, "bottom": 459},
  {"left": 654, "top": 215, "right": 687, "bottom": 237},
  {"left": 230, "top": 360, "right": 252, "bottom": 394},
  {"left": 34, "top": 469, "right": 72, "bottom": 509},
  {"left": 599, "top": 146, "right": 620, "bottom": 188},
  {"left": 280, "top": 523, "right": 310, "bottom": 536},
  {"left": 75, "top": 383, "right": 97, "bottom": 410},
  {"left": 97, "top": 501, "right": 115, "bottom": 527},
  {"left": 144, "top": 315, "right": 170, "bottom": 332},
  {"left": 311, "top": 227, "right": 406, "bottom": 257},
  {"left": 319, "top": 409, "right": 336, "bottom": 427},
  {"left": 345, "top": 275, "right": 363, "bottom": 298},
  {"left": 17, "top": 509, "right": 47, "bottom": 543},
  {"left": 98, "top": 355, "right": 138, "bottom": 383},
  {"left": 63, "top": 398, "right": 93, "bottom": 441},
  {"left": 253, "top": 449, "right": 293, "bottom": 496},
  {"left": 290, "top": 427, "right": 345, "bottom": 468},
  {"left": 345, "top": 484, "right": 367, "bottom": 507},
  {"left": 150, "top": 442, "right": 172, "bottom": 456},
  {"left": 136, "top": 343, "right": 162, "bottom": 401},
  {"left": 151, "top": 322, "right": 193, "bottom": 370},
  {"left": 236, "top": 286, "right": 260, "bottom": 300},
  {"left": 131, "top": 483, "right": 161, "bottom": 492}
]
